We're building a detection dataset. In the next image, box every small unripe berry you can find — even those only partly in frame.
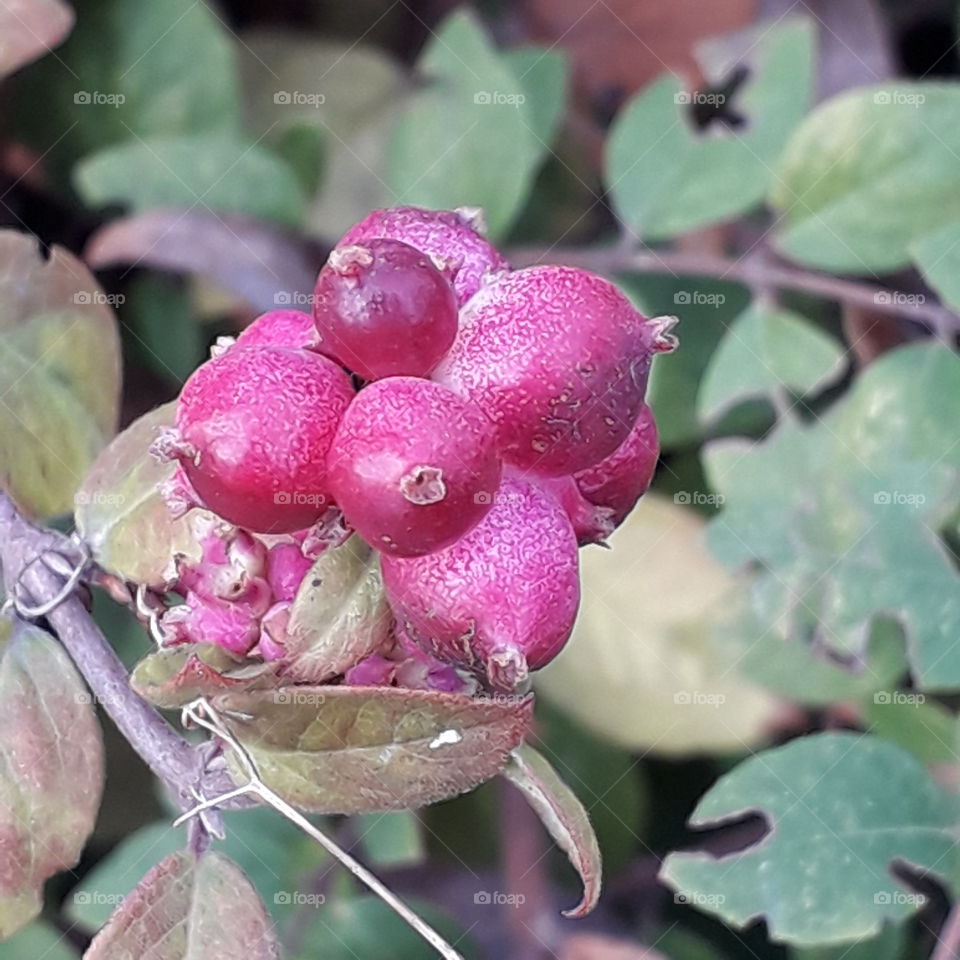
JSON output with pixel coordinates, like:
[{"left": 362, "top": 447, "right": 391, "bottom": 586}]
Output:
[
  {"left": 266, "top": 542, "right": 314, "bottom": 603},
  {"left": 573, "top": 402, "right": 659, "bottom": 531},
  {"left": 339, "top": 206, "right": 508, "bottom": 306},
  {"left": 160, "top": 592, "right": 263, "bottom": 655},
  {"left": 433, "top": 266, "right": 674, "bottom": 475},
  {"left": 327, "top": 377, "right": 501, "bottom": 556},
  {"left": 381, "top": 476, "right": 580, "bottom": 691},
  {"left": 313, "top": 239, "right": 458, "bottom": 380},
  {"left": 234, "top": 309, "right": 320, "bottom": 351},
  {"left": 165, "top": 346, "right": 354, "bottom": 533}
]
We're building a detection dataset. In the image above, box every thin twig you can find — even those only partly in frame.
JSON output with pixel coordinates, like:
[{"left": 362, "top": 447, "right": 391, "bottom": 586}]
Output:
[
  {"left": 176, "top": 700, "right": 466, "bottom": 960},
  {"left": 508, "top": 245, "right": 960, "bottom": 335},
  {"left": 0, "top": 492, "right": 236, "bottom": 812}
]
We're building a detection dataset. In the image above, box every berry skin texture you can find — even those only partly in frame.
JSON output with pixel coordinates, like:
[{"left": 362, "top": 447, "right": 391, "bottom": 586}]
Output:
[
  {"left": 327, "top": 377, "right": 502, "bottom": 557},
  {"left": 339, "top": 206, "right": 508, "bottom": 306},
  {"left": 381, "top": 476, "right": 580, "bottom": 691},
  {"left": 172, "top": 346, "right": 355, "bottom": 534},
  {"left": 234, "top": 309, "right": 320, "bottom": 351},
  {"left": 313, "top": 239, "right": 458, "bottom": 380},
  {"left": 573, "top": 402, "right": 659, "bottom": 531},
  {"left": 433, "top": 265, "right": 672, "bottom": 475}
]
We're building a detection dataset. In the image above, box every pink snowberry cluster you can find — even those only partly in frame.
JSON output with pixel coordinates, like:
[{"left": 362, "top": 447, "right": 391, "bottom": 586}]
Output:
[{"left": 153, "top": 206, "right": 676, "bottom": 692}]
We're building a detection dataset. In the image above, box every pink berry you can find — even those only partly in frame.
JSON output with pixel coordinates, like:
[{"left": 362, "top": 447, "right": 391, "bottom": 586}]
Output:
[
  {"left": 233, "top": 309, "right": 319, "bottom": 351},
  {"left": 265, "top": 542, "right": 313, "bottom": 603},
  {"left": 433, "top": 266, "right": 675, "bottom": 475},
  {"left": 381, "top": 476, "right": 580, "bottom": 691},
  {"left": 526, "top": 473, "right": 615, "bottom": 546},
  {"left": 166, "top": 346, "right": 354, "bottom": 533},
  {"left": 573, "top": 402, "right": 659, "bottom": 530},
  {"left": 339, "top": 206, "right": 508, "bottom": 306},
  {"left": 160, "top": 592, "right": 263, "bottom": 656},
  {"left": 327, "top": 377, "right": 502, "bottom": 557},
  {"left": 176, "top": 520, "right": 269, "bottom": 603},
  {"left": 312, "top": 239, "right": 458, "bottom": 380}
]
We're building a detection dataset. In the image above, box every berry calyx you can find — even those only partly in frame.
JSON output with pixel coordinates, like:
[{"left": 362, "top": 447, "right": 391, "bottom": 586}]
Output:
[
  {"left": 380, "top": 476, "right": 580, "bottom": 691},
  {"left": 339, "top": 206, "right": 508, "bottom": 306},
  {"left": 327, "top": 377, "right": 502, "bottom": 556},
  {"left": 313, "top": 238, "right": 458, "bottom": 380},
  {"left": 433, "top": 265, "right": 673, "bottom": 475},
  {"left": 163, "top": 345, "right": 354, "bottom": 533}
]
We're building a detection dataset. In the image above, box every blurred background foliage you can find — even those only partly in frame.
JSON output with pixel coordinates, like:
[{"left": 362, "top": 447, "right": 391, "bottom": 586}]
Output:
[{"left": 4, "top": 0, "right": 960, "bottom": 958}]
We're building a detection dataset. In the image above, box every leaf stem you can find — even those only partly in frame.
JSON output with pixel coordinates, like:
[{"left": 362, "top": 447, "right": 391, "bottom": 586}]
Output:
[{"left": 507, "top": 244, "right": 960, "bottom": 335}]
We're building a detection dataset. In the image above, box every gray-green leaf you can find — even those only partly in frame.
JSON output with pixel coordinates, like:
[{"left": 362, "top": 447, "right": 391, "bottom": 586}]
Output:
[
  {"left": 772, "top": 83, "right": 960, "bottom": 272},
  {"left": 662, "top": 732, "right": 958, "bottom": 944}
]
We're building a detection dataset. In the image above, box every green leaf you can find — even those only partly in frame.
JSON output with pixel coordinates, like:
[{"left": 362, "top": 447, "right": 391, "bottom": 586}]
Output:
[
  {"left": 661, "top": 733, "right": 958, "bottom": 944},
  {"left": 75, "top": 402, "right": 207, "bottom": 588},
  {"left": 608, "top": 19, "right": 813, "bottom": 239},
  {"left": 75, "top": 134, "right": 307, "bottom": 227},
  {"left": 216, "top": 806, "right": 328, "bottom": 921},
  {"left": 0, "top": 621, "right": 104, "bottom": 938},
  {"left": 697, "top": 306, "right": 844, "bottom": 424},
  {"left": 772, "top": 83, "right": 960, "bottom": 272},
  {"left": 291, "top": 894, "right": 475, "bottom": 960},
  {"left": 215, "top": 685, "right": 533, "bottom": 813},
  {"left": 617, "top": 273, "right": 751, "bottom": 447},
  {"left": 85, "top": 850, "right": 279, "bottom": 959},
  {"left": 735, "top": 616, "right": 908, "bottom": 708},
  {"left": 501, "top": 744, "right": 602, "bottom": 918},
  {"left": 13, "top": 0, "right": 240, "bottom": 180},
  {"left": 863, "top": 691, "right": 956, "bottom": 764},
  {"left": 66, "top": 822, "right": 184, "bottom": 929},
  {"left": 910, "top": 222, "right": 960, "bottom": 312},
  {"left": 130, "top": 644, "right": 278, "bottom": 710},
  {"left": 387, "top": 10, "right": 548, "bottom": 239},
  {"left": 536, "top": 495, "right": 780, "bottom": 756},
  {"left": 0, "top": 0, "right": 73, "bottom": 80},
  {"left": 123, "top": 273, "right": 204, "bottom": 385},
  {"left": 0, "top": 231, "right": 121, "bottom": 518},
  {"left": 503, "top": 46, "right": 568, "bottom": 147},
  {"left": 283, "top": 536, "right": 393, "bottom": 682},
  {"left": 0, "top": 921, "right": 79, "bottom": 959},
  {"left": 705, "top": 342, "right": 960, "bottom": 690},
  {"left": 355, "top": 811, "right": 425, "bottom": 868}
]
